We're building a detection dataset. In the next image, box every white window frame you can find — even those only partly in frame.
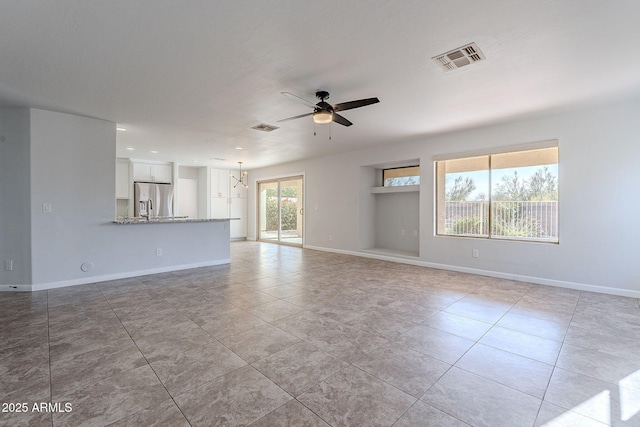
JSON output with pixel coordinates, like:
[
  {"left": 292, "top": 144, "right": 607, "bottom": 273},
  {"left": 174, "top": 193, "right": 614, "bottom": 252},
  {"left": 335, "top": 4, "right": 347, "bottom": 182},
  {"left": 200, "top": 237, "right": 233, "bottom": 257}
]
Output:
[{"left": 434, "top": 140, "right": 559, "bottom": 243}]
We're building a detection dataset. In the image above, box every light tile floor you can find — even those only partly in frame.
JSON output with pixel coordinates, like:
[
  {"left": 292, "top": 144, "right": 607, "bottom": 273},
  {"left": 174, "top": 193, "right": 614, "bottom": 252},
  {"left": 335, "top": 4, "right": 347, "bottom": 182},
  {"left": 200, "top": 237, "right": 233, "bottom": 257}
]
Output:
[{"left": 1, "top": 241, "right": 640, "bottom": 426}]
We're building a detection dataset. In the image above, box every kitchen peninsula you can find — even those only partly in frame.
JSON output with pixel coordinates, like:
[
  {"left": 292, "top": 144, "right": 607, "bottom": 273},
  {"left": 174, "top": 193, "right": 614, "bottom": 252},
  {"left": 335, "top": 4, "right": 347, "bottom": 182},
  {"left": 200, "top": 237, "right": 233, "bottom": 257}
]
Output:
[
  {"left": 114, "top": 217, "right": 239, "bottom": 224},
  {"left": 1, "top": 108, "right": 238, "bottom": 293},
  {"left": 116, "top": 158, "right": 248, "bottom": 239}
]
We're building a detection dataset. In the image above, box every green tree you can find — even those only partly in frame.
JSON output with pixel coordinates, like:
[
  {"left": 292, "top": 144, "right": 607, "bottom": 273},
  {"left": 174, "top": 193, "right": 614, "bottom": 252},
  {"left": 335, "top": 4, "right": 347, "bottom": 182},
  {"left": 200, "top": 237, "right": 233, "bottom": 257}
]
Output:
[
  {"left": 280, "top": 186, "right": 297, "bottom": 197},
  {"left": 494, "top": 167, "right": 557, "bottom": 201},
  {"left": 452, "top": 215, "right": 487, "bottom": 235},
  {"left": 528, "top": 166, "right": 557, "bottom": 201},
  {"left": 492, "top": 203, "right": 544, "bottom": 238},
  {"left": 280, "top": 200, "right": 298, "bottom": 230},
  {"left": 265, "top": 198, "right": 297, "bottom": 231},
  {"left": 493, "top": 171, "right": 529, "bottom": 201},
  {"left": 265, "top": 187, "right": 297, "bottom": 198},
  {"left": 446, "top": 176, "right": 476, "bottom": 201}
]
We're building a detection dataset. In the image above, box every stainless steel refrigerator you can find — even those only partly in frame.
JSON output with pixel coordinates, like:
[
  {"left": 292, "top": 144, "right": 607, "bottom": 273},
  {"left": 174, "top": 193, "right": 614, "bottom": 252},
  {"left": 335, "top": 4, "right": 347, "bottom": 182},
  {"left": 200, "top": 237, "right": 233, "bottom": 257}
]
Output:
[{"left": 134, "top": 182, "right": 174, "bottom": 218}]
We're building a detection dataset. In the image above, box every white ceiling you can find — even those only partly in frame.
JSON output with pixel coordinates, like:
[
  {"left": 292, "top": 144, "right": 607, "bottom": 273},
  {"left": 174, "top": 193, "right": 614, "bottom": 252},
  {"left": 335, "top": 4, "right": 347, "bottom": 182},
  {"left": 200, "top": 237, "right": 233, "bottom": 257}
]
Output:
[{"left": 1, "top": 1, "right": 640, "bottom": 170}]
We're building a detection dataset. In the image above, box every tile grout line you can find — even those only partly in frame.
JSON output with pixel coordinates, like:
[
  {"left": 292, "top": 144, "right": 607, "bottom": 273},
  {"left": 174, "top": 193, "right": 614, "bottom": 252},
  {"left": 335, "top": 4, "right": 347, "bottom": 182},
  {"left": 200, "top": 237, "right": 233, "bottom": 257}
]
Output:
[
  {"left": 414, "top": 282, "right": 541, "bottom": 426},
  {"left": 25, "top": 243, "right": 638, "bottom": 426},
  {"left": 535, "top": 289, "right": 583, "bottom": 424},
  {"left": 96, "top": 283, "right": 194, "bottom": 426}
]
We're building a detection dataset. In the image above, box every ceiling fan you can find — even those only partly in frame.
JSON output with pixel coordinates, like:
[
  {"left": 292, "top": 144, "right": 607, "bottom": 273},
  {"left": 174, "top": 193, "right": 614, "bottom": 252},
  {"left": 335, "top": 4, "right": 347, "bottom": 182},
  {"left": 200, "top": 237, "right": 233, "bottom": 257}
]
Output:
[{"left": 277, "top": 90, "right": 380, "bottom": 127}]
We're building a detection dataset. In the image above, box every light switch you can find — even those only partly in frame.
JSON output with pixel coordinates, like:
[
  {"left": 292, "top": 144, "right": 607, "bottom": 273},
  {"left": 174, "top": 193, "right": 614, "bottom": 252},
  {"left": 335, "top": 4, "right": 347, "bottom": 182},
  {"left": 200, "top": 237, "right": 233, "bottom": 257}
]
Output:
[{"left": 42, "top": 203, "right": 52, "bottom": 213}]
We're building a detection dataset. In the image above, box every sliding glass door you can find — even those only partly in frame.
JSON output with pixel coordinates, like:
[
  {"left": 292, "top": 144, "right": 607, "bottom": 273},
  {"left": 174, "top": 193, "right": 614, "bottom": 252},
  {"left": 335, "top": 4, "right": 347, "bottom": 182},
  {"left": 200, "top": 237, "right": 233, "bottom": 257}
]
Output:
[{"left": 258, "top": 176, "right": 304, "bottom": 246}]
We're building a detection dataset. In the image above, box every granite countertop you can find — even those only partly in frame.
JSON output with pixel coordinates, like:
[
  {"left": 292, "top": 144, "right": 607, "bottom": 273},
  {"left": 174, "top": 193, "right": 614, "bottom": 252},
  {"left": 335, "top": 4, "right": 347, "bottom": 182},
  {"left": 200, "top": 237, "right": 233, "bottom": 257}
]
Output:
[{"left": 113, "top": 217, "right": 239, "bottom": 225}]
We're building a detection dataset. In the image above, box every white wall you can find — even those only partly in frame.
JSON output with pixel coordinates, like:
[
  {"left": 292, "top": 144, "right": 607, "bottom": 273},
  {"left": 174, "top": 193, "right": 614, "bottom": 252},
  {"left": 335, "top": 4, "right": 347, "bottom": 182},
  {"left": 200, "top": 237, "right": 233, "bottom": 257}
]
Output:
[
  {"left": 374, "top": 192, "right": 420, "bottom": 253},
  {"left": 0, "top": 108, "right": 32, "bottom": 285},
  {"left": 247, "top": 97, "right": 640, "bottom": 296},
  {"left": 1, "top": 108, "right": 231, "bottom": 291}
]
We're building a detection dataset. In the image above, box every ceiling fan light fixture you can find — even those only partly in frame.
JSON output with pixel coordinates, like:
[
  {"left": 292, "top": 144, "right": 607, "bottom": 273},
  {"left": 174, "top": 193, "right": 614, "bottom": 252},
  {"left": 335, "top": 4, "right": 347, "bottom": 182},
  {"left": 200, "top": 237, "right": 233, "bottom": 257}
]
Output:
[
  {"left": 313, "top": 110, "right": 333, "bottom": 124},
  {"left": 278, "top": 90, "right": 379, "bottom": 128}
]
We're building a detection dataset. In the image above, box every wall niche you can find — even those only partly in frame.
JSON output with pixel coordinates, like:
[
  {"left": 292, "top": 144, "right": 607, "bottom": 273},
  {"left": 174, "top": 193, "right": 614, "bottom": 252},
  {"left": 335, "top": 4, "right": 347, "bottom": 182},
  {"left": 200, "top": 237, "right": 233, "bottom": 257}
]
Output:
[{"left": 359, "top": 159, "right": 420, "bottom": 258}]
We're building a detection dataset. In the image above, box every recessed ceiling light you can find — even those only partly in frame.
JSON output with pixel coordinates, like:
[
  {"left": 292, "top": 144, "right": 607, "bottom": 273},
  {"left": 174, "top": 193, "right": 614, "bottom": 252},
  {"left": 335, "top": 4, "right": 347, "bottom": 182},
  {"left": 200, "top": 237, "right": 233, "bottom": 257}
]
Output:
[
  {"left": 117, "top": 127, "right": 126, "bottom": 131},
  {"left": 235, "top": 146, "right": 244, "bottom": 150},
  {"left": 126, "top": 147, "right": 135, "bottom": 151},
  {"left": 210, "top": 157, "right": 226, "bottom": 161},
  {"left": 150, "top": 150, "right": 159, "bottom": 154},
  {"left": 193, "top": 160, "right": 199, "bottom": 163}
]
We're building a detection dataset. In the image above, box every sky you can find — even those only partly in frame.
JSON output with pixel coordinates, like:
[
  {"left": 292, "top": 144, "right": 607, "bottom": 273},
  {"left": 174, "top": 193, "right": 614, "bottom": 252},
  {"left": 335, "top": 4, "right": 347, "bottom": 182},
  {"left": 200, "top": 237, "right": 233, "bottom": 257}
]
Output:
[{"left": 447, "top": 164, "right": 558, "bottom": 200}]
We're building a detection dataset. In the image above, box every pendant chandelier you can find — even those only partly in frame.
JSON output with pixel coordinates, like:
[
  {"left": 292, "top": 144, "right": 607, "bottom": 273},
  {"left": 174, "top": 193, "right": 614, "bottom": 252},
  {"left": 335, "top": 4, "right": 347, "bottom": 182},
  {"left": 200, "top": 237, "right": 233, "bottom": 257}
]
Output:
[{"left": 231, "top": 161, "right": 248, "bottom": 189}]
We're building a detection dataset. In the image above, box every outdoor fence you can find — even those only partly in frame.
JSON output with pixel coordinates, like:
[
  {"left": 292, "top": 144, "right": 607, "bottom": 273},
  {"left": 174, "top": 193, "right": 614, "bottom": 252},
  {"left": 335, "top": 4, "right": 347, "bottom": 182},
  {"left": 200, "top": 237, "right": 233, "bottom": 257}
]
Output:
[{"left": 444, "top": 200, "right": 558, "bottom": 241}]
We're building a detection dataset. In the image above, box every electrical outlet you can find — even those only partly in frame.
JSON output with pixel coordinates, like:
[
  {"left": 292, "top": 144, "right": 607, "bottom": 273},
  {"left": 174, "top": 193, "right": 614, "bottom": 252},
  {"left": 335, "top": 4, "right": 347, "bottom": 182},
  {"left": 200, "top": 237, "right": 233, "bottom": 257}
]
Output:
[
  {"left": 156, "top": 248, "right": 163, "bottom": 256},
  {"left": 4, "top": 260, "right": 13, "bottom": 271},
  {"left": 328, "top": 234, "right": 333, "bottom": 241},
  {"left": 472, "top": 249, "right": 479, "bottom": 258}
]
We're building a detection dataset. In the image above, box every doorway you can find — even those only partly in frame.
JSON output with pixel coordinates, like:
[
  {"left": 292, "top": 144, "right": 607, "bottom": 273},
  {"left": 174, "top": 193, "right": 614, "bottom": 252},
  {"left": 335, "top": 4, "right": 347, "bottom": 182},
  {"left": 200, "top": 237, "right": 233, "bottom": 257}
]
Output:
[{"left": 258, "top": 176, "right": 304, "bottom": 246}]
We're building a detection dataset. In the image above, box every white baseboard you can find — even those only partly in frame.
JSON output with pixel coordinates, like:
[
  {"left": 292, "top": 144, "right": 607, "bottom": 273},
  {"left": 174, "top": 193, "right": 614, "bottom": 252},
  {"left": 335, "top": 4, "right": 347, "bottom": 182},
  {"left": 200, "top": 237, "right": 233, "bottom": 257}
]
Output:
[
  {"left": 0, "top": 259, "right": 231, "bottom": 293},
  {"left": 303, "top": 245, "right": 640, "bottom": 299},
  {"left": 0, "top": 284, "right": 33, "bottom": 292}
]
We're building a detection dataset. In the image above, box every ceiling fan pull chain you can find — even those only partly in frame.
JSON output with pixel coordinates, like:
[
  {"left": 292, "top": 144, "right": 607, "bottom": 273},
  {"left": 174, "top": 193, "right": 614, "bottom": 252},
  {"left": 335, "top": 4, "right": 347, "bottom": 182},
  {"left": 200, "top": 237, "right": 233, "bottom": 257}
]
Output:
[
  {"left": 314, "top": 122, "right": 316, "bottom": 136},
  {"left": 329, "top": 122, "right": 332, "bottom": 140}
]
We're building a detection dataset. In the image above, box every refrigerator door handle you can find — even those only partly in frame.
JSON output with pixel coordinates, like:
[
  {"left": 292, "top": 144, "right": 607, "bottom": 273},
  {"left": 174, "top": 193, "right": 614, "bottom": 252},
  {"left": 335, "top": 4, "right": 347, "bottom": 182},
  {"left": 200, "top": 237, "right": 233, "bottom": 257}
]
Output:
[{"left": 148, "top": 199, "right": 153, "bottom": 212}]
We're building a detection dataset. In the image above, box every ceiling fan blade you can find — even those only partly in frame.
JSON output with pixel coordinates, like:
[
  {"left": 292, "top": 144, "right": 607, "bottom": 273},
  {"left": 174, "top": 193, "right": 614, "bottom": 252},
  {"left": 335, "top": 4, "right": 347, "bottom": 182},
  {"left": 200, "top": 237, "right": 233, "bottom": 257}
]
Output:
[
  {"left": 333, "top": 97, "right": 380, "bottom": 112},
  {"left": 332, "top": 113, "right": 353, "bottom": 127},
  {"left": 277, "top": 112, "right": 314, "bottom": 123},
  {"left": 281, "top": 92, "right": 318, "bottom": 109}
]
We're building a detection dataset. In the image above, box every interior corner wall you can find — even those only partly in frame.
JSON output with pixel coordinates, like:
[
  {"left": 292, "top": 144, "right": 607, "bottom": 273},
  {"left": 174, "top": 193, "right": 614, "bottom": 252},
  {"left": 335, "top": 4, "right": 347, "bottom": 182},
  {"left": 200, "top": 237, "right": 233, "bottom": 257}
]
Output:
[
  {"left": 357, "top": 166, "right": 376, "bottom": 250},
  {"left": 247, "top": 97, "right": 640, "bottom": 296},
  {"left": 0, "top": 108, "right": 32, "bottom": 285}
]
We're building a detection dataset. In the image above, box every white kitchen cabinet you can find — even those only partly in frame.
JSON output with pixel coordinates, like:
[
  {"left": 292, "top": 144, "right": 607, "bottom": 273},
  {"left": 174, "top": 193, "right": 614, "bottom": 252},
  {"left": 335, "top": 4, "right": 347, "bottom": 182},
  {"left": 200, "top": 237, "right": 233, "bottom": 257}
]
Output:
[
  {"left": 154, "top": 164, "right": 173, "bottom": 183},
  {"left": 211, "top": 197, "right": 229, "bottom": 219},
  {"left": 132, "top": 163, "right": 152, "bottom": 181},
  {"left": 115, "top": 158, "right": 130, "bottom": 199},
  {"left": 210, "top": 168, "right": 230, "bottom": 198},
  {"left": 207, "top": 167, "right": 247, "bottom": 238},
  {"left": 229, "top": 183, "right": 247, "bottom": 199},
  {"left": 230, "top": 197, "right": 247, "bottom": 239},
  {"left": 132, "top": 162, "right": 172, "bottom": 183},
  {"left": 228, "top": 167, "right": 247, "bottom": 238}
]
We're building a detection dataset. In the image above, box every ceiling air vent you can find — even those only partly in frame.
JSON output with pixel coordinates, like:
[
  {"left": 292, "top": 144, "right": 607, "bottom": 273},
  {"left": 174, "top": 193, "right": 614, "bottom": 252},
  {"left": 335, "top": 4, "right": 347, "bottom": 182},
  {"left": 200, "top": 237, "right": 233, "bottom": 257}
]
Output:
[
  {"left": 251, "top": 123, "right": 279, "bottom": 132},
  {"left": 432, "top": 42, "right": 485, "bottom": 72}
]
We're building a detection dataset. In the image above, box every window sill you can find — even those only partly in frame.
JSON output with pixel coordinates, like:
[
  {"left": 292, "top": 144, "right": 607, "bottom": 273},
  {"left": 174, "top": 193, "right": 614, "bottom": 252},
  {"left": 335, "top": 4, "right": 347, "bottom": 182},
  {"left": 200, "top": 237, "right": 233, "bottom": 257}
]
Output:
[{"left": 370, "top": 185, "right": 419, "bottom": 194}]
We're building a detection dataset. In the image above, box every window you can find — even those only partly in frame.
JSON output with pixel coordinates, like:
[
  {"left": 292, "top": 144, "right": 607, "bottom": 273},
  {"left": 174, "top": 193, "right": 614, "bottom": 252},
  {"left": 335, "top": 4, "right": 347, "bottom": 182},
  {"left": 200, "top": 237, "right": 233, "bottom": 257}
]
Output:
[
  {"left": 436, "top": 146, "right": 558, "bottom": 243},
  {"left": 383, "top": 166, "right": 420, "bottom": 186}
]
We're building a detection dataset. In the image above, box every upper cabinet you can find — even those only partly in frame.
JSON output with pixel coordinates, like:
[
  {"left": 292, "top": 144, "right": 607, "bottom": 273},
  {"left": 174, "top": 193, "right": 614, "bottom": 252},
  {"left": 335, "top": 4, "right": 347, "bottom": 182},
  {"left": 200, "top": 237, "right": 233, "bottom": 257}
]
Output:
[
  {"left": 115, "top": 158, "right": 130, "bottom": 199},
  {"left": 132, "top": 162, "right": 173, "bottom": 183},
  {"left": 210, "top": 168, "right": 230, "bottom": 198}
]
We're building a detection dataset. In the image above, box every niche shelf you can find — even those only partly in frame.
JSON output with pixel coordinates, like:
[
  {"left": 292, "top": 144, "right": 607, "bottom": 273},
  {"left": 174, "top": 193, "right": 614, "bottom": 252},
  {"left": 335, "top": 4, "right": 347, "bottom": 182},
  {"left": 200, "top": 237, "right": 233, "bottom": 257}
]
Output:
[{"left": 370, "top": 185, "right": 419, "bottom": 194}]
